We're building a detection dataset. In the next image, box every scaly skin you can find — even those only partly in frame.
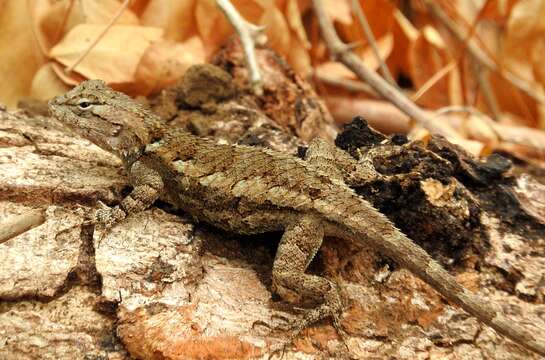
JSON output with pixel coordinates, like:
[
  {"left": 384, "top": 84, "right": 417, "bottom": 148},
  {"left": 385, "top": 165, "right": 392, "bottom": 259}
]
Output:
[{"left": 49, "top": 79, "right": 545, "bottom": 357}]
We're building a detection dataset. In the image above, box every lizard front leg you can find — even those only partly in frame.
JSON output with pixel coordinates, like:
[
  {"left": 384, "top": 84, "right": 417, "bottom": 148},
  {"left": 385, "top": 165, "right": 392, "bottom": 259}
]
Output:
[
  {"left": 95, "top": 160, "right": 164, "bottom": 227},
  {"left": 272, "top": 214, "right": 344, "bottom": 339},
  {"left": 305, "top": 137, "right": 382, "bottom": 185}
]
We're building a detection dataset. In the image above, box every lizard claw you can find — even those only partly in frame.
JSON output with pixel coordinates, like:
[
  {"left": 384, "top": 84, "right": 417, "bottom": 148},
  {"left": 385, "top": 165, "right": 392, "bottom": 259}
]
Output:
[
  {"left": 94, "top": 200, "right": 126, "bottom": 228},
  {"left": 92, "top": 201, "right": 127, "bottom": 247},
  {"left": 279, "top": 283, "right": 351, "bottom": 356}
]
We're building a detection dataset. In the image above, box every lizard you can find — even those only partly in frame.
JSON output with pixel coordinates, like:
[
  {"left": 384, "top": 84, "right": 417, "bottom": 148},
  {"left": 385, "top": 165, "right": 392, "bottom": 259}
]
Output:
[{"left": 48, "top": 79, "right": 545, "bottom": 357}]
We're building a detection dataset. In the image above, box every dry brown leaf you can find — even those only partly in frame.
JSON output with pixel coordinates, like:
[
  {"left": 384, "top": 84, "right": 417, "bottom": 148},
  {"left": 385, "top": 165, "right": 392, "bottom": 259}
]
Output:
[
  {"left": 408, "top": 26, "right": 452, "bottom": 109},
  {"left": 479, "top": 0, "right": 519, "bottom": 22},
  {"left": 126, "top": 0, "right": 152, "bottom": 15},
  {"left": 446, "top": 137, "right": 489, "bottom": 157},
  {"left": 504, "top": 0, "right": 545, "bottom": 62},
  {"left": 39, "top": 0, "right": 139, "bottom": 50},
  {"left": 324, "top": 96, "right": 412, "bottom": 134},
  {"left": 487, "top": 72, "right": 537, "bottom": 127},
  {"left": 135, "top": 37, "right": 205, "bottom": 95},
  {"left": 285, "top": 0, "right": 311, "bottom": 49},
  {"left": 314, "top": 33, "right": 392, "bottom": 79},
  {"left": 316, "top": 62, "right": 356, "bottom": 79},
  {"left": 497, "top": 0, "right": 545, "bottom": 126},
  {"left": 462, "top": 115, "right": 501, "bottom": 148},
  {"left": 0, "top": 1, "right": 44, "bottom": 107},
  {"left": 337, "top": 0, "right": 395, "bottom": 50},
  {"left": 530, "top": 40, "right": 545, "bottom": 102},
  {"left": 409, "top": 127, "right": 432, "bottom": 146},
  {"left": 49, "top": 24, "right": 163, "bottom": 86},
  {"left": 139, "top": 0, "right": 197, "bottom": 41},
  {"left": 504, "top": 19, "right": 539, "bottom": 82},
  {"left": 50, "top": 61, "right": 86, "bottom": 86},
  {"left": 388, "top": 9, "right": 419, "bottom": 79},
  {"left": 261, "top": 2, "right": 291, "bottom": 55},
  {"left": 287, "top": 33, "right": 312, "bottom": 75},
  {"left": 30, "top": 63, "right": 72, "bottom": 101},
  {"left": 360, "top": 33, "right": 393, "bottom": 71},
  {"left": 195, "top": 0, "right": 264, "bottom": 56}
]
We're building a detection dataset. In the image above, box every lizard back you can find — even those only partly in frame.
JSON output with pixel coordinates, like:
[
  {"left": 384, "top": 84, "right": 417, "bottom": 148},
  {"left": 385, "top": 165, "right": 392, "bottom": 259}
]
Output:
[{"left": 140, "top": 128, "right": 373, "bottom": 234}]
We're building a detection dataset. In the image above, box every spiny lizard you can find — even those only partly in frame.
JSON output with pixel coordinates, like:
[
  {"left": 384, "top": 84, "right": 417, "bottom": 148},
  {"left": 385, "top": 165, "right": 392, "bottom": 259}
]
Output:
[{"left": 49, "top": 79, "right": 545, "bottom": 357}]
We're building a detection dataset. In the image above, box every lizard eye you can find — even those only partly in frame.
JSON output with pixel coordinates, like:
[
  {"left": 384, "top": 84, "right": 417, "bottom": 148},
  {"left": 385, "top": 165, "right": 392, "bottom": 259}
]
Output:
[{"left": 77, "top": 98, "right": 93, "bottom": 110}]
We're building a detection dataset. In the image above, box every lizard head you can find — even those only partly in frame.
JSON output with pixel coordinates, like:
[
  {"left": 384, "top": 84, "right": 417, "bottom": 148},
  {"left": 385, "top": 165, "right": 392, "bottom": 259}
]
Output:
[{"left": 49, "top": 79, "right": 163, "bottom": 164}]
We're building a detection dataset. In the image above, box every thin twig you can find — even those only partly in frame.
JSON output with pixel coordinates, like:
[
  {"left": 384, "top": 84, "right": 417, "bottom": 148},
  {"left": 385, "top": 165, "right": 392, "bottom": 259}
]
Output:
[
  {"left": 216, "top": 0, "right": 266, "bottom": 95},
  {"left": 412, "top": 60, "right": 457, "bottom": 102},
  {"left": 312, "top": 0, "right": 453, "bottom": 136},
  {"left": 350, "top": 0, "right": 396, "bottom": 86},
  {"left": 0, "top": 209, "right": 46, "bottom": 245},
  {"left": 424, "top": 0, "right": 545, "bottom": 106},
  {"left": 65, "top": 0, "right": 130, "bottom": 74}
]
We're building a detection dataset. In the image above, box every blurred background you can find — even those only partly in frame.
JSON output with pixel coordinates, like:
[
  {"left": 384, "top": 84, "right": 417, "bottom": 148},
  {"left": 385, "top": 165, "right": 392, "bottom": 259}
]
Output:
[{"left": 2, "top": 0, "right": 545, "bottom": 161}]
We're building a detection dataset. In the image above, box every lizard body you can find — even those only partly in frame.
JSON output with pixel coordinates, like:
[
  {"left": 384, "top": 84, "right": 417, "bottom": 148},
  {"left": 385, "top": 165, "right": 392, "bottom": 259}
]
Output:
[{"left": 49, "top": 79, "right": 545, "bottom": 356}]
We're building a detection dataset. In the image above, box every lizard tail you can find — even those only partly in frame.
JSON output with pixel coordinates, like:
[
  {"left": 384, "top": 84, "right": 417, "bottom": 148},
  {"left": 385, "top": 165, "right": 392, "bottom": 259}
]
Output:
[{"left": 336, "top": 208, "right": 545, "bottom": 356}]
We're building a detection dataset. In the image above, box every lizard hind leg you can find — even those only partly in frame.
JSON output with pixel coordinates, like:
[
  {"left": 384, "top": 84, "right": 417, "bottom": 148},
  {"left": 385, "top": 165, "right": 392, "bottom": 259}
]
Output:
[{"left": 271, "top": 214, "right": 346, "bottom": 348}]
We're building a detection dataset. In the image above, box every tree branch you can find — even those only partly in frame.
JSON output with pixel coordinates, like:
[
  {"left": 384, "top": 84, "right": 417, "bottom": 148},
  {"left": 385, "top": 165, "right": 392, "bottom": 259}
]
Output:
[
  {"left": 216, "top": 0, "right": 266, "bottom": 95},
  {"left": 312, "top": 0, "right": 454, "bottom": 136}
]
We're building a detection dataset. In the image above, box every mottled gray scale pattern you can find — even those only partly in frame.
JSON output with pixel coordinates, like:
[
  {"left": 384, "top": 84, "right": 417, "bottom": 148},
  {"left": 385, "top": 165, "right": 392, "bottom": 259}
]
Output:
[
  {"left": 48, "top": 79, "right": 545, "bottom": 357},
  {"left": 148, "top": 129, "right": 368, "bottom": 230}
]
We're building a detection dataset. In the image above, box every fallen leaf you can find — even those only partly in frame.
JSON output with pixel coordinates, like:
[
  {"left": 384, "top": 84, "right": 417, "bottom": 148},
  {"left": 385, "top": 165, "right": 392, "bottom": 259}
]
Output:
[
  {"left": 479, "top": 0, "right": 519, "bottom": 24},
  {"left": 388, "top": 9, "right": 419, "bottom": 79},
  {"left": 316, "top": 61, "right": 356, "bottom": 79},
  {"left": 30, "top": 62, "right": 72, "bottom": 101},
  {"left": 487, "top": 72, "right": 537, "bottom": 127},
  {"left": 446, "top": 137, "right": 490, "bottom": 157},
  {"left": 285, "top": 0, "right": 310, "bottom": 49},
  {"left": 337, "top": 0, "right": 395, "bottom": 51},
  {"left": 261, "top": 2, "right": 291, "bottom": 56},
  {"left": 49, "top": 24, "right": 163, "bottom": 85},
  {"left": 408, "top": 26, "right": 451, "bottom": 109},
  {"left": 50, "top": 61, "right": 86, "bottom": 86},
  {"left": 287, "top": 33, "right": 312, "bottom": 75},
  {"left": 135, "top": 36, "right": 206, "bottom": 95},
  {"left": 195, "top": 0, "right": 264, "bottom": 56},
  {"left": 139, "top": 0, "right": 197, "bottom": 41},
  {"left": 315, "top": 33, "right": 392, "bottom": 78},
  {"left": 358, "top": 33, "right": 393, "bottom": 72},
  {"left": 497, "top": 0, "right": 544, "bottom": 126},
  {"left": 462, "top": 114, "right": 500, "bottom": 148},
  {"left": 39, "top": 0, "right": 139, "bottom": 50},
  {"left": 0, "top": 1, "right": 44, "bottom": 107}
]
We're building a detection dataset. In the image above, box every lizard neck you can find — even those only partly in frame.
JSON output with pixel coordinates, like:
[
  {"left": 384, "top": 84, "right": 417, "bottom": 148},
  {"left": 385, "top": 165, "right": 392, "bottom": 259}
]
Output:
[{"left": 116, "top": 112, "right": 166, "bottom": 168}]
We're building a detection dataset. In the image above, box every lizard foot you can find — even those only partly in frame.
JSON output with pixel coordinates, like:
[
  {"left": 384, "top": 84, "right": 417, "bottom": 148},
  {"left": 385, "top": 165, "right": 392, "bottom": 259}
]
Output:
[
  {"left": 94, "top": 200, "right": 126, "bottom": 228},
  {"left": 288, "top": 285, "right": 350, "bottom": 350},
  {"left": 87, "top": 201, "right": 127, "bottom": 246},
  {"left": 258, "top": 282, "right": 351, "bottom": 358}
]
